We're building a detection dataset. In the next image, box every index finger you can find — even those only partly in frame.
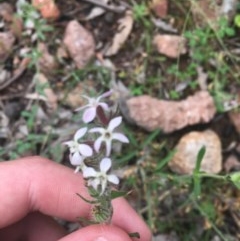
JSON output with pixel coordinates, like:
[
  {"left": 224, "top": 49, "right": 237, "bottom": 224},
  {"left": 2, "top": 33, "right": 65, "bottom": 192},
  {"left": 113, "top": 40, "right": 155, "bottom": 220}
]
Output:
[{"left": 0, "top": 156, "right": 151, "bottom": 241}]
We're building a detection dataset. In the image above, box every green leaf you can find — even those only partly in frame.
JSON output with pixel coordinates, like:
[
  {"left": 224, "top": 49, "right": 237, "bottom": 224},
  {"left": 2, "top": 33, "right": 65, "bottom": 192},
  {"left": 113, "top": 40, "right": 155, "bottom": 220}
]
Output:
[
  {"left": 110, "top": 190, "right": 129, "bottom": 200},
  {"left": 234, "top": 14, "right": 240, "bottom": 27},
  {"left": 228, "top": 172, "right": 240, "bottom": 189},
  {"left": 155, "top": 149, "right": 176, "bottom": 172},
  {"left": 193, "top": 146, "right": 206, "bottom": 198}
]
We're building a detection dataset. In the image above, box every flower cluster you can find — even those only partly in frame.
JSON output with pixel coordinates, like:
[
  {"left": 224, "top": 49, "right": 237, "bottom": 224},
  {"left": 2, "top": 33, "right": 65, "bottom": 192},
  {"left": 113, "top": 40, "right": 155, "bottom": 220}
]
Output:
[{"left": 64, "top": 90, "right": 129, "bottom": 222}]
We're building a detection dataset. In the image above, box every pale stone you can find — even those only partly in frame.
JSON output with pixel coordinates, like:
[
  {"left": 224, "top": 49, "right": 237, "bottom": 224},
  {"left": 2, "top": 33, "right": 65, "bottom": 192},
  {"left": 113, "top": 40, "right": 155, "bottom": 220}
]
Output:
[
  {"left": 126, "top": 91, "right": 216, "bottom": 132},
  {"left": 168, "top": 130, "right": 222, "bottom": 174},
  {"left": 63, "top": 20, "right": 95, "bottom": 69},
  {"left": 153, "top": 34, "right": 187, "bottom": 58}
]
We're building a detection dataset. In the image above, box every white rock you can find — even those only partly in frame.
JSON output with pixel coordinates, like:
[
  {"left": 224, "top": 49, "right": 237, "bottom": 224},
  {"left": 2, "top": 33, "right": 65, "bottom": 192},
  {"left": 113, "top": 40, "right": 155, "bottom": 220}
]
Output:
[{"left": 168, "top": 130, "right": 222, "bottom": 174}]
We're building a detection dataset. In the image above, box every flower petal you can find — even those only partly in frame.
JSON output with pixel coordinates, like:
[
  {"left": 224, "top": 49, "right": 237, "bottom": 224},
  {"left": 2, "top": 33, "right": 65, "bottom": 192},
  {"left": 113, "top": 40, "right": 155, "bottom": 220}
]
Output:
[
  {"left": 112, "top": 133, "right": 129, "bottom": 143},
  {"left": 100, "top": 179, "right": 107, "bottom": 194},
  {"left": 108, "top": 116, "right": 122, "bottom": 132},
  {"left": 94, "top": 137, "right": 103, "bottom": 153},
  {"left": 83, "top": 107, "right": 96, "bottom": 123},
  {"left": 74, "top": 127, "right": 88, "bottom": 141},
  {"left": 83, "top": 167, "right": 97, "bottom": 178},
  {"left": 63, "top": 140, "right": 74, "bottom": 147},
  {"left": 100, "top": 158, "right": 112, "bottom": 172},
  {"left": 70, "top": 152, "right": 83, "bottom": 166},
  {"left": 88, "top": 178, "right": 100, "bottom": 190},
  {"left": 105, "top": 139, "right": 112, "bottom": 156},
  {"left": 89, "top": 127, "right": 104, "bottom": 134},
  {"left": 99, "top": 102, "right": 109, "bottom": 111},
  {"left": 98, "top": 90, "right": 113, "bottom": 100},
  {"left": 79, "top": 144, "right": 93, "bottom": 157},
  {"left": 107, "top": 174, "right": 119, "bottom": 185}
]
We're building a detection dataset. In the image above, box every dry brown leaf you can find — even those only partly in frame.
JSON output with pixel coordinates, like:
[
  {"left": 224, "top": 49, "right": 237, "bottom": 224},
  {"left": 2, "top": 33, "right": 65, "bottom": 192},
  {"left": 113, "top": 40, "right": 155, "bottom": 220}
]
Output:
[
  {"left": 126, "top": 91, "right": 216, "bottom": 132},
  {"left": 104, "top": 10, "right": 133, "bottom": 56}
]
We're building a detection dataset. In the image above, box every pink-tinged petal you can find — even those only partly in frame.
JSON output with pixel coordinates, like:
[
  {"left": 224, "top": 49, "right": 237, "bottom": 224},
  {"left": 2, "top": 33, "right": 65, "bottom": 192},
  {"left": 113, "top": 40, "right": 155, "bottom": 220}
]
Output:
[
  {"left": 89, "top": 127, "right": 104, "bottom": 134},
  {"left": 83, "top": 167, "right": 97, "bottom": 178},
  {"left": 70, "top": 152, "right": 83, "bottom": 166},
  {"left": 107, "top": 174, "right": 119, "bottom": 185},
  {"left": 98, "top": 90, "right": 113, "bottom": 100},
  {"left": 112, "top": 133, "right": 129, "bottom": 143},
  {"left": 108, "top": 116, "right": 122, "bottom": 132},
  {"left": 94, "top": 137, "right": 104, "bottom": 153},
  {"left": 99, "top": 102, "right": 109, "bottom": 111},
  {"left": 75, "top": 105, "right": 88, "bottom": 112},
  {"left": 74, "top": 127, "right": 88, "bottom": 141},
  {"left": 79, "top": 144, "right": 93, "bottom": 157},
  {"left": 105, "top": 139, "right": 112, "bottom": 156},
  {"left": 83, "top": 107, "right": 96, "bottom": 123},
  {"left": 100, "top": 158, "right": 112, "bottom": 172}
]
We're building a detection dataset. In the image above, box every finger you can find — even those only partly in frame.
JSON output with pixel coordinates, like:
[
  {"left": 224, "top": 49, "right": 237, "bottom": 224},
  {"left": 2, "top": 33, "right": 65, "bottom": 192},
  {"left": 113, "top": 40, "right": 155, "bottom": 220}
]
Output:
[
  {"left": 0, "top": 212, "right": 66, "bottom": 241},
  {"left": 59, "top": 224, "right": 132, "bottom": 241},
  {"left": 0, "top": 156, "right": 151, "bottom": 241}
]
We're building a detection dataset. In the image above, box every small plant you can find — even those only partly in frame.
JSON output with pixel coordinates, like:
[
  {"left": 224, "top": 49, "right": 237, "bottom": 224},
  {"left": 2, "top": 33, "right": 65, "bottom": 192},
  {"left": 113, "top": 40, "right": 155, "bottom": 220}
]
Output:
[
  {"left": 64, "top": 90, "right": 133, "bottom": 225},
  {"left": 16, "top": 0, "right": 53, "bottom": 42}
]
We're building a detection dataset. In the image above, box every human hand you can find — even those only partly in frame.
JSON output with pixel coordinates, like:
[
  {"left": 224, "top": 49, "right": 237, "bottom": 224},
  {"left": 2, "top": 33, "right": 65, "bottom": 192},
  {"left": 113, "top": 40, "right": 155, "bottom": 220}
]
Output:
[{"left": 0, "top": 156, "right": 151, "bottom": 241}]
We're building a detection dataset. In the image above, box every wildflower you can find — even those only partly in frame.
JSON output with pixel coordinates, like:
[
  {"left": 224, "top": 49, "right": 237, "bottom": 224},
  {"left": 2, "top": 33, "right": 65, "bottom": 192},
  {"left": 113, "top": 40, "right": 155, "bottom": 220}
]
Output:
[
  {"left": 64, "top": 127, "right": 93, "bottom": 167},
  {"left": 89, "top": 116, "right": 129, "bottom": 156},
  {"left": 76, "top": 90, "right": 112, "bottom": 123},
  {"left": 83, "top": 157, "right": 119, "bottom": 194}
]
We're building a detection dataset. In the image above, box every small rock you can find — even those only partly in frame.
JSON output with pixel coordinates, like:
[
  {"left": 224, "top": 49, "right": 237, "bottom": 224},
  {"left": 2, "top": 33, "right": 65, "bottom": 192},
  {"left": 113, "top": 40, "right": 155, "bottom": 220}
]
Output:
[
  {"left": 0, "top": 3, "right": 14, "bottom": 22},
  {"left": 168, "top": 130, "right": 222, "bottom": 174},
  {"left": 126, "top": 91, "right": 216, "bottom": 132},
  {"left": 224, "top": 155, "right": 240, "bottom": 172},
  {"left": 153, "top": 34, "right": 187, "bottom": 58},
  {"left": 63, "top": 20, "right": 95, "bottom": 69},
  {"left": 151, "top": 0, "right": 168, "bottom": 18},
  {"left": 32, "top": 0, "right": 60, "bottom": 20},
  {"left": 0, "top": 31, "right": 15, "bottom": 61}
]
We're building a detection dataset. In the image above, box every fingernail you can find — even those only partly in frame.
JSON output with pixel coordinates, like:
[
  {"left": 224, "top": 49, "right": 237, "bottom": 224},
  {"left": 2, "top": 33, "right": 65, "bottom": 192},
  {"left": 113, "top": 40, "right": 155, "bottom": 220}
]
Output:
[{"left": 95, "top": 237, "right": 108, "bottom": 241}]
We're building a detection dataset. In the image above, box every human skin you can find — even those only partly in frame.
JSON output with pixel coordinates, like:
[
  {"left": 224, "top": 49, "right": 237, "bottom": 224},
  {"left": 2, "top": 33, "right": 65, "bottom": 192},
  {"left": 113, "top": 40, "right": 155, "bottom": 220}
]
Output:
[{"left": 0, "top": 156, "right": 152, "bottom": 241}]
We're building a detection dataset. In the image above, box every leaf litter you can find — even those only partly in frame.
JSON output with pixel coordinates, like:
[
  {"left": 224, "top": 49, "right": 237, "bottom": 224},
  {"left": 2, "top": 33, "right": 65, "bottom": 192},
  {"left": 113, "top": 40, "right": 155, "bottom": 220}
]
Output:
[{"left": 0, "top": 0, "right": 240, "bottom": 239}]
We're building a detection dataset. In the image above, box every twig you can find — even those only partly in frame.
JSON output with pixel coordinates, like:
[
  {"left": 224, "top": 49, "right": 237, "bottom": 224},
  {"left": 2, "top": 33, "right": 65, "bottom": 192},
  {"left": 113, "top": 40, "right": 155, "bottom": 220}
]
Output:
[
  {"left": 80, "top": 0, "right": 128, "bottom": 14},
  {"left": 0, "top": 58, "right": 30, "bottom": 91}
]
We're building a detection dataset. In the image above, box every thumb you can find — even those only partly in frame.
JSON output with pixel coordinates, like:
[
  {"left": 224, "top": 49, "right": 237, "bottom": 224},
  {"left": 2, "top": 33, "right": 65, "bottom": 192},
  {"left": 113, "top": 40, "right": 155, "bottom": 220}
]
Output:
[{"left": 59, "top": 224, "right": 133, "bottom": 241}]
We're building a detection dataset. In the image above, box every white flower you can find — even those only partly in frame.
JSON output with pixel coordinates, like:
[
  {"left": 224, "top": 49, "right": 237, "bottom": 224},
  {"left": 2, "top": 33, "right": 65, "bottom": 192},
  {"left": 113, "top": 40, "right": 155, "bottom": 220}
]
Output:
[
  {"left": 89, "top": 116, "right": 129, "bottom": 156},
  {"left": 83, "top": 158, "right": 119, "bottom": 194},
  {"left": 64, "top": 127, "right": 93, "bottom": 167},
  {"left": 75, "top": 90, "right": 112, "bottom": 123}
]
